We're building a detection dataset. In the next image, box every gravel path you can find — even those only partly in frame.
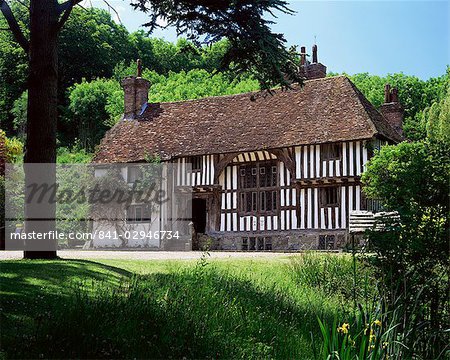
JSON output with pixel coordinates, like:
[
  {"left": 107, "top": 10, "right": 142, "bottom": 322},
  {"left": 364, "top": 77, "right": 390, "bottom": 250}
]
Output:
[{"left": 0, "top": 250, "right": 292, "bottom": 261}]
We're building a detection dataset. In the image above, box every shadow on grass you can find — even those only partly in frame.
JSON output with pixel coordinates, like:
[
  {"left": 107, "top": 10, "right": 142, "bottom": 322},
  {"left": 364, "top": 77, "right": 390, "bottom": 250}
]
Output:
[{"left": 1, "top": 260, "right": 337, "bottom": 359}]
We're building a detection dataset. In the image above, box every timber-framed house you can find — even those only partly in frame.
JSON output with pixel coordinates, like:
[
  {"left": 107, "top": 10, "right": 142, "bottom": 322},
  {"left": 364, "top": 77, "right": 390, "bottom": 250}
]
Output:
[{"left": 94, "top": 46, "right": 403, "bottom": 250}]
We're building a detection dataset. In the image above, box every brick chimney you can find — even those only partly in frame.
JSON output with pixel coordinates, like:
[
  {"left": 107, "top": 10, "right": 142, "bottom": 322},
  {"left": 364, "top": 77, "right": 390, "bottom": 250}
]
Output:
[
  {"left": 300, "top": 44, "right": 326, "bottom": 80},
  {"left": 379, "top": 84, "right": 404, "bottom": 136},
  {"left": 121, "top": 59, "right": 151, "bottom": 120}
]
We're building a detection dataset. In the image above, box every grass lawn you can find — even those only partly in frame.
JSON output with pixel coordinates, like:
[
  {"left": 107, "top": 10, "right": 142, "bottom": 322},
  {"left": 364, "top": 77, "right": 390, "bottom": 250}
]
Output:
[{"left": 0, "top": 253, "right": 374, "bottom": 359}]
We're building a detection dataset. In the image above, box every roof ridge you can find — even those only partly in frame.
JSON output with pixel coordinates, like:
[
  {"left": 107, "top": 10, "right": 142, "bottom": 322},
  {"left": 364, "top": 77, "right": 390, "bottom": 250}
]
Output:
[{"left": 145, "top": 75, "right": 345, "bottom": 106}]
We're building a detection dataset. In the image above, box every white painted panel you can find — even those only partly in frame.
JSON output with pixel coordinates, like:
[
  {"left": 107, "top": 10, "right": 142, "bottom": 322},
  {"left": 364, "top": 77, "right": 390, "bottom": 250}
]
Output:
[
  {"left": 356, "top": 185, "right": 361, "bottom": 210},
  {"left": 225, "top": 213, "right": 230, "bottom": 231},
  {"left": 221, "top": 193, "right": 226, "bottom": 210},
  {"left": 356, "top": 141, "right": 361, "bottom": 176},
  {"left": 232, "top": 213, "right": 237, "bottom": 231},
  {"left": 300, "top": 189, "right": 305, "bottom": 229},
  {"left": 240, "top": 216, "right": 245, "bottom": 231},
  {"left": 291, "top": 210, "right": 297, "bottom": 229},
  {"left": 320, "top": 208, "right": 326, "bottom": 229},
  {"left": 292, "top": 188, "right": 296, "bottom": 206},
  {"left": 322, "top": 161, "right": 327, "bottom": 178},
  {"left": 295, "top": 147, "right": 301, "bottom": 178},
  {"left": 232, "top": 192, "right": 237, "bottom": 210},
  {"left": 335, "top": 207, "right": 339, "bottom": 230},
  {"left": 246, "top": 216, "right": 251, "bottom": 231},
  {"left": 286, "top": 188, "right": 290, "bottom": 206},
  {"left": 280, "top": 162, "right": 285, "bottom": 186},
  {"left": 341, "top": 186, "right": 346, "bottom": 228},
  {"left": 335, "top": 160, "right": 341, "bottom": 177},
  {"left": 349, "top": 185, "right": 354, "bottom": 211},
  {"left": 362, "top": 142, "right": 368, "bottom": 172},
  {"left": 250, "top": 152, "right": 256, "bottom": 162},
  {"left": 181, "top": 158, "right": 186, "bottom": 185},
  {"left": 314, "top": 188, "right": 319, "bottom": 229},
  {"left": 202, "top": 156, "right": 206, "bottom": 185},
  {"left": 309, "top": 145, "right": 315, "bottom": 178},
  {"left": 280, "top": 189, "right": 285, "bottom": 207},
  {"left": 177, "top": 159, "right": 181, "bottom": 186},
  {"left": 210, "top": 156, "right": 215, "bottom": 184},
  {"left": 232, "top": 165, "right": 238, "bottom": 190},
  {"left": 226, "top": 192, "right": 231, "bottom": 210},
  {"left": 349, "top": 142, "right": 354, "bottom": 176},
  {"left": 273, "top": 216, "right": 278, "bottom": 230},
  {"left": 286, "top": 210, "right": 290, "bottom": 229},
  {"left": 260, "top": 216, "right": 265, "bottom": 231},
  {"left": 343, "top": 143, "right": 347, "bottom": 176},
  {"left": 303, "top": 146, "right": 308, "bottom": 178},
  {"left": 266, "top": 216, "right": 272, "bottom": 231},
  {"left": 220, "top": 214, "right": 225, "bottom": 231},
  {"left": 307, "top": 189, "right": 312, "bottom": 228},
  {"left": 329, "top": 160, "right": 334, "bottom": 177},
  {"left": 315, "top": 145, "right": 320, "bottom": 178},
  {"left": 226, "top": 166, "right": 232, "bottom": 190},
  {"left": 328, "top": 207, "right": 333, "bottom": 229},
  {"left": 280, "top": 210, "right": 285, "bottom": 230}
]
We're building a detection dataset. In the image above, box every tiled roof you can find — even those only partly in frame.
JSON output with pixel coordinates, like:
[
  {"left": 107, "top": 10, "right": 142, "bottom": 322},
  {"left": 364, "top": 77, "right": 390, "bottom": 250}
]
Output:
[{"left": 94, "top": 75, "right": 402, "bottom": 163}]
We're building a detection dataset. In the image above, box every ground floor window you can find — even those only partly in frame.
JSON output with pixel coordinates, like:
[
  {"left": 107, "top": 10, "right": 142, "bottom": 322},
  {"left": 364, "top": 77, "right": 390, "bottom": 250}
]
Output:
[
  {"left": 318, "top": 235, "right": 335, "bottom": 250},
  {"left": 126, "top": 204, "right": 151, "bottom": 223},
  {"left": 242, "top": 236, "right": 272, "bottom": 251}
]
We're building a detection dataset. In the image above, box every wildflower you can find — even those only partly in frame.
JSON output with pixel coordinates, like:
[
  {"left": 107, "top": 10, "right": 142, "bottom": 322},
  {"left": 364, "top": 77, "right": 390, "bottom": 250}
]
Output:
[
  {"left": 369, "top": 344, "right": 375, "bottom": 350},
  {"left": 369, "top": 333, "right": 376, "bottom": 343},
  {"left": 373, "top": 319, "right": 382, "bottom": 327},
  {"left": 337, "top": 322, "right": 350, "bottom": 334},
  {"left": 382, "top": 341, "right": 389, "bottom": 349},
  {"left": 348, "top": 334, "right": 356, "bottom": 347}
]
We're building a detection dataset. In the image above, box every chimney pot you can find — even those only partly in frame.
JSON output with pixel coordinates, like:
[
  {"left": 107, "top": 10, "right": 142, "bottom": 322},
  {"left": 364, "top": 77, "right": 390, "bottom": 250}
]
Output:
[
  {"left": 384, "top": 84, "right": 391, "bottom": 103},
  {"left": 300, "top": 46, "right": 306, "bottom": 66},
  {"left": 312, "top": 44, "right": 318, "bottom": 63}
]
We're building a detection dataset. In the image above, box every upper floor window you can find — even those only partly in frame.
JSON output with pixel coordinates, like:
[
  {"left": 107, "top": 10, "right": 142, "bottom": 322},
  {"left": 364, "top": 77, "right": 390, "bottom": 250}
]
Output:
[
  {"left": 189, "top": 156, "right": 202, "bottom": 172},
  {"left": 128, "top": 166, "right": 142, "bottom": 183},
  {"left": 320, "top": 186, "right": 339, "bottom": 207},
  {"left": 322, "top": 143, "right": 342, "bottom": 161},
  {"left": 239, "top": 161, "right": 278, "bottom": 214}
]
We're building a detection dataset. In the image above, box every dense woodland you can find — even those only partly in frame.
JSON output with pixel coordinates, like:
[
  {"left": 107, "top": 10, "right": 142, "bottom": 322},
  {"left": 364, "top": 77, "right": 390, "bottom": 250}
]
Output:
[{"left": 1, "top": 7, "right": 448, "bottom": 159}]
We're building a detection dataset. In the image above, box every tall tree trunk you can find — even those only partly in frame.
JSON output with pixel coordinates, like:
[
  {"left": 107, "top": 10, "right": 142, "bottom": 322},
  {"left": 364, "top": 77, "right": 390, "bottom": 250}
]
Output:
[{"left": 23, "top": 0, "right": 59, "bottom": 259}]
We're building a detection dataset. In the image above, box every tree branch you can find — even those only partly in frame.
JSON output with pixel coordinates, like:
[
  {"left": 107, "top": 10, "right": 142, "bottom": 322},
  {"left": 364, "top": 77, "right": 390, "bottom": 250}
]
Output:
[
  {"left": 102, "top": 0, "right": 121, "bottom": 24},
  {"left": 57, "top": 0, "right": 83, "bottom": 31},
  {"left": 0, "top": 0, "right": 29, "bottom": 52}
]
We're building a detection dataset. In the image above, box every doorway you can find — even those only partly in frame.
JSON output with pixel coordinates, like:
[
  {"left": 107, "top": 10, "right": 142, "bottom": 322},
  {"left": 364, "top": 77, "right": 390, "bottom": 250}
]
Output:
[{"left": 192, "top": 198, "right": 207, "bottom": 234}]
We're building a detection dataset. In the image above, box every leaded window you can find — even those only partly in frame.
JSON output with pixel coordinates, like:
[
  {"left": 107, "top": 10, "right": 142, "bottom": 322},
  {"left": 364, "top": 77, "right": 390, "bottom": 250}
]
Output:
[{"left": 238, "top": 161, "right": 279, "bottom": 215}]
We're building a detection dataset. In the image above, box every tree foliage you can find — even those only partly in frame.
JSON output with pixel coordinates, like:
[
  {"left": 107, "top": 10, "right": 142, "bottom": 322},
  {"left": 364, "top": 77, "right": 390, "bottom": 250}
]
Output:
[
  {"left": 361, "top": 140, "right": 449, "bottom": 358},
  {"left": 68, "top": 67, "right": 259, "bottom": 144}
]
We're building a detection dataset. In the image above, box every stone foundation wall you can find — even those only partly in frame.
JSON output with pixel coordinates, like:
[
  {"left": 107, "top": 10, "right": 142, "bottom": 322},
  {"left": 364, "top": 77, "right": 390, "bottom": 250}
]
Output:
[{"left": 204, "top": 230, "right": 348, "bottom": 251}]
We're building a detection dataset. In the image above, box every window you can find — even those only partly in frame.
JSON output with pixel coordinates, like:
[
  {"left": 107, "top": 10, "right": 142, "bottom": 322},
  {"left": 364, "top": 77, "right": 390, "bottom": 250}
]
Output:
[
  {"left": 189, "top": 156, "right": 202, "bottom": 172},
  {"left": 128, "top": 166, "right": 142, "bottom": 183},
  {"left": 242, "top": 237, "right": 272, "bottom": 251},
  {"left": 126, "top": 204, "right": 151, "bottom": 223},
  {"left": 319, "top": 235, "right": 335, "bottom": 250},
  {"left": 320, "top": 187, "right": 339, "bottom": 207},
  {"left": 322, "top": 143, "right": 342, "bottom": 161},
  {"left": 239, "top": 161, "right": 278, "bottom": 214}
]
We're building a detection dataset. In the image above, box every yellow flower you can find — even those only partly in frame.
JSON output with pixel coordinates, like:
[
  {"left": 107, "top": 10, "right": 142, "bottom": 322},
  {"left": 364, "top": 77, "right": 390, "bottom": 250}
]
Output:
[
  {"left": 382, "top": 341, "right": 389, "bottom": 349},
  {"left": 369, "top": 344, "right": 375, "bottom": 350},
  {"left": 373, "top": 319, "right": 382, "bottom": 327},
  {"left": 369, "top": 334, "right": 376, "bottom": 343},
  {"left": 337, "top": 322, "right": 350, "bottom": 334}
]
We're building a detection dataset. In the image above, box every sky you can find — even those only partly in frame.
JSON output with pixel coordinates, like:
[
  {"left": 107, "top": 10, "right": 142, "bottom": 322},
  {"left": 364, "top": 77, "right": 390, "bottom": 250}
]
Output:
[{"left": 83, "top": 0, "right": 449, "bottom": 80}]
